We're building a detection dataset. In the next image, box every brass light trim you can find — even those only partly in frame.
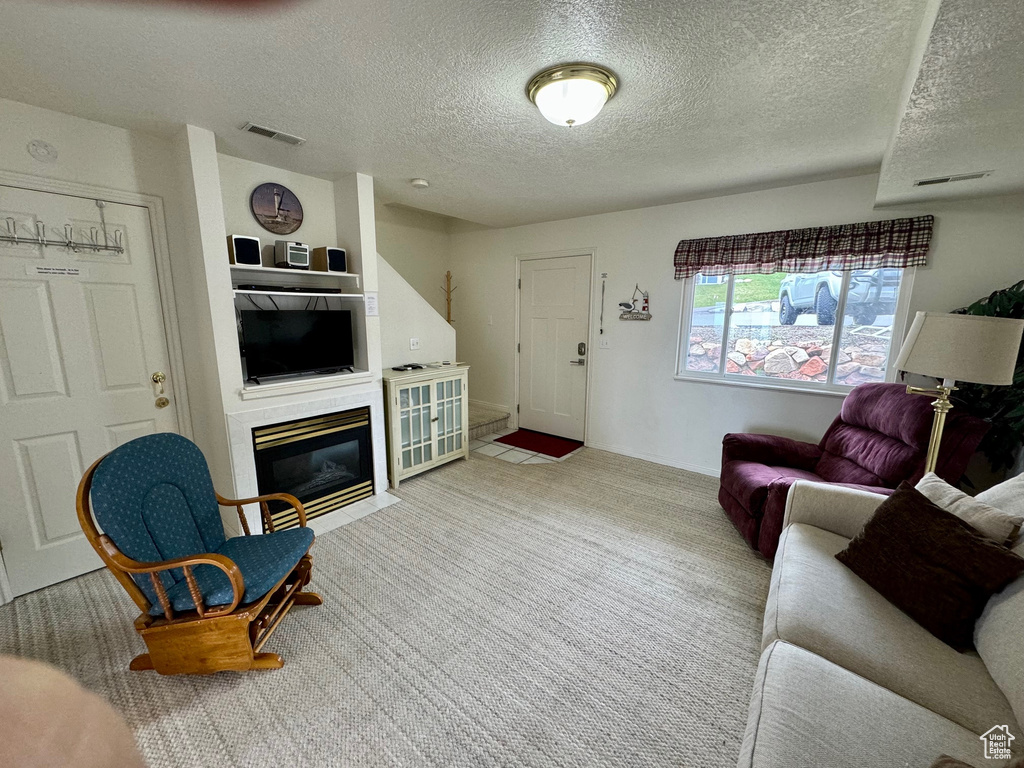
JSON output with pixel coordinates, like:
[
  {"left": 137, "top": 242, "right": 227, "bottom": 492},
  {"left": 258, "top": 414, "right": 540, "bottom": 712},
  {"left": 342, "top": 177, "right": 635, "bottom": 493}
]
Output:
[{"left": 526, "top": 63, "right": 619, "bottom": 106}]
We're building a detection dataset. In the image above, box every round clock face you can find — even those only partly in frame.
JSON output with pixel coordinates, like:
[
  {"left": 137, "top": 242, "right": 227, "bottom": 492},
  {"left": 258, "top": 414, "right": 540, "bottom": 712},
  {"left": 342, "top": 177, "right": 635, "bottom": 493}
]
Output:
[{"left": 250, "top": 182, "right": 303, "bottom": 235}]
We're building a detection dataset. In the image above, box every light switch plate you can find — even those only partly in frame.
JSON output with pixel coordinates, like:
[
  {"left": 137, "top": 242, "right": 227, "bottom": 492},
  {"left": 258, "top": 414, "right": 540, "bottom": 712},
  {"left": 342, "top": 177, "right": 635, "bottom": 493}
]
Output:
[
  {"left": 410, "top": 338, "right": 421, "bottom": 350},
  {"left": 599, "top": 339, "right": 611, "bottom": 349}
]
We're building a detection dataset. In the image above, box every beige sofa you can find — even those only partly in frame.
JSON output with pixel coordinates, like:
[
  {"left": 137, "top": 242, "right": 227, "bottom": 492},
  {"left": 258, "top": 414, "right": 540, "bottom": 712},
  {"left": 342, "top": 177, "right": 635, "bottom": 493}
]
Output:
[{"left": 737, "top": 481, "right": 1023, "bottom": 768}]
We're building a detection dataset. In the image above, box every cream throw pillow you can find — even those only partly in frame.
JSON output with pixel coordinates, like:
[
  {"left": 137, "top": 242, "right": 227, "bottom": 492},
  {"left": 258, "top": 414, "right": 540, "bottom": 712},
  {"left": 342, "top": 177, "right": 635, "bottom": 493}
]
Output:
[
  {"left": 915, "top": 473, "right": 1023, "bottom": 545},
  {"left": 976, "top": 472, "right": 1024, "bottom": 518}
]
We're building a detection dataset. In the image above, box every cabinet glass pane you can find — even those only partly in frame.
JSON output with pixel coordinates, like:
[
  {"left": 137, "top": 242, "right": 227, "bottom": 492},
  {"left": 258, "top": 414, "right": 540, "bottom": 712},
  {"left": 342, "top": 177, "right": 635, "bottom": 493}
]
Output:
[
  {"left": 424, "top": 444, "right": 432, "bottom": 462},
  {"left": 455, "top": 398, "right": 462, "bottom": 430},
  {"left": 437, "top": 381, "right": 443, "bottom": 400},
  {"left": 412, "top": 408, "right": 421, "bottom": 443},
  {"left": 448, "top": 402, "right": 455, "bottom": 434},
  {"left": 400, "top": 413, "right": 410, "bottom": 448},
  {"left": 446, "top": 380, "right": 453, "bottom": 399},
  {"left": 456, "top": 433, "right": 462, "bottom": 450},
  {"left": 411, "top": 387, "right": 420, "bottom": 406},
  {"left": 438, "top": 439, "right": 446, "bottom": 456},
  {"left": 455, "top": 378, "right": 461, "bottom": 396},
  {"left": 447, "top": 436, "right": 454, "bottom": 452},
  {"left": 422, "top": 385, "right": 430, "bottom": 404},
  {"left": 413, "top": 446, "right": 422, "bottom": 465},
  {"left": 402, "top": 449, "right": 412, "bottom": 468},
  {"left": 399, "top": 389, "right": 410, "bottom": 408},
  {"left": 422, "top": 407, "right": 431, "bottom": 439}
]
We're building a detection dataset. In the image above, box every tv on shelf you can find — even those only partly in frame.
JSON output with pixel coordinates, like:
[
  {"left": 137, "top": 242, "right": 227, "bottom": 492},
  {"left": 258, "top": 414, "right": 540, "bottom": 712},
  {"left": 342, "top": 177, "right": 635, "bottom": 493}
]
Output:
[{"left": 241, "top": 310, "right": 354, "bottom": 381}]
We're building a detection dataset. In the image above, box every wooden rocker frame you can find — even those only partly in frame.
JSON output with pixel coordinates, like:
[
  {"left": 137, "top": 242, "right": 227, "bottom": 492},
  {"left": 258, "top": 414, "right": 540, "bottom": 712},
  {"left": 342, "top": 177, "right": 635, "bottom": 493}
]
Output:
[{"left": 76, "top": 455, "right": 322, "bottom": 676}]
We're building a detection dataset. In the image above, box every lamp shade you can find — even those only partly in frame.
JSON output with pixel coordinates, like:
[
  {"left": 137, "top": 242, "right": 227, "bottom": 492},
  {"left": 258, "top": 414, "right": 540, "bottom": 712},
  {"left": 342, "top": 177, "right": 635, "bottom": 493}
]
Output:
[{"left": 894, "top": 311, "right": 1024, "bottom": 385}]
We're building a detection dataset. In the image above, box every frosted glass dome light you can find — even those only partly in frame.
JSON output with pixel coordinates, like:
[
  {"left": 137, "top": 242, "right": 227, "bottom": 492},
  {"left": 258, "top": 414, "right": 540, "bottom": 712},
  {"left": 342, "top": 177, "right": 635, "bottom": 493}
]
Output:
[{"left": 527, "top": 64, "right": 618, "bottom": 128}]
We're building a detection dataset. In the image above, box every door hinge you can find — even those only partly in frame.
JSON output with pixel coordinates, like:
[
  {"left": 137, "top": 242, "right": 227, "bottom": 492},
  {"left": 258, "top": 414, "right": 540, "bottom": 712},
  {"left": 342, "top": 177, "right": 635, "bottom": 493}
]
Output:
[
  {"left": 518, "top": 278, "right": 521, "bottom": 289},
  {"left": 517, "top": 343, "right": 520, "bottom": 353},
  {"left": 516, "top": 404, "right": 520, "bottom": 413}
]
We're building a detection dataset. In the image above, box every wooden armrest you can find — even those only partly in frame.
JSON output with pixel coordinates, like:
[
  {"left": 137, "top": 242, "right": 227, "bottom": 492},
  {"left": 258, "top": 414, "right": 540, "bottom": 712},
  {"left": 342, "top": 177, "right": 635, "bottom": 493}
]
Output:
[
  {"left": 98, "top": 536, "right": 244, "bottom": 620},
  {"left": 215, "top": 491, "right": 308, "bottom": 534}
]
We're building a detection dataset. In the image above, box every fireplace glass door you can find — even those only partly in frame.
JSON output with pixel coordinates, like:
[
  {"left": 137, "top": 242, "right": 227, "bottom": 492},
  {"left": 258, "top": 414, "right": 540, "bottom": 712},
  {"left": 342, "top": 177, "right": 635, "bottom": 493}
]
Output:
[{"left": 253, "top": 408, "right": 374, "bottom": 530}]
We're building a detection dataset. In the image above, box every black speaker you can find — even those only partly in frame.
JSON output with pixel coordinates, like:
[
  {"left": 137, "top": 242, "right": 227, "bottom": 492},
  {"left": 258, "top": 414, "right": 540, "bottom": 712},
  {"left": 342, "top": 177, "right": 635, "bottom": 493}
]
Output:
[
  {"left": 313, "top": 247, "right": 348, "bottom": 273},
  {"left": 227, "top": 235, "right": 262, "bottom": 267}
]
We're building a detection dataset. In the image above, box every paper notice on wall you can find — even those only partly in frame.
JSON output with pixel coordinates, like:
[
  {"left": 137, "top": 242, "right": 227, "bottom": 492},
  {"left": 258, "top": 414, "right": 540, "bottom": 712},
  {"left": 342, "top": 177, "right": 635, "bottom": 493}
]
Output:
[
  {"left": 364, "top": 291, "right": 379, "bottom": 316},
  {"left": 28, "top": 265, "right": 84, "bottom": 278}
]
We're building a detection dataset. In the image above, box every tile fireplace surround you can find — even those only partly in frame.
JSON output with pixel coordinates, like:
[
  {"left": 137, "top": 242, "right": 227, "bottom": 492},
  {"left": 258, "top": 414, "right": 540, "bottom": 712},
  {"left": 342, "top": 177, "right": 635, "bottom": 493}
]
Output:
[{"left": 226, "top": 388, "right": 398, "bottom": 537}]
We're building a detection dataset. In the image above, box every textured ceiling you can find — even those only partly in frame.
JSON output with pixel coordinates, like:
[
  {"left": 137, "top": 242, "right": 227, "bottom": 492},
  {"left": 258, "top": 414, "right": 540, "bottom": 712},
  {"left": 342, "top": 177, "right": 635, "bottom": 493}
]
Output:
[
  {"left": 877, "top": 0, "right": 1024, "bottom": 206},
  {"left": 0, "top": 0, "right": 931, "bottom": 226}
]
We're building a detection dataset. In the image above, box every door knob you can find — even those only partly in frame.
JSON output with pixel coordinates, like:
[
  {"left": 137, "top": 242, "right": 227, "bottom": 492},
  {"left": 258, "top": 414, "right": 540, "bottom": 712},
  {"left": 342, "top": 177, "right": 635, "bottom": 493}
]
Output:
[
  {"left": 151, "top": 371, "right": 166, "bottom": 396},
  {"left": 569, "top": 358, "right": 585, "bottom": 366}
]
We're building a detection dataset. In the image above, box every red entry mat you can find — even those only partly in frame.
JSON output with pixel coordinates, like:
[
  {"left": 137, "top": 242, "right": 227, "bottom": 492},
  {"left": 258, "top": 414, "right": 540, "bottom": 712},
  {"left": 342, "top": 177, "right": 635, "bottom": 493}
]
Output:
[{"left": 494, "top": 429, "right": 583, "bottom": 459}]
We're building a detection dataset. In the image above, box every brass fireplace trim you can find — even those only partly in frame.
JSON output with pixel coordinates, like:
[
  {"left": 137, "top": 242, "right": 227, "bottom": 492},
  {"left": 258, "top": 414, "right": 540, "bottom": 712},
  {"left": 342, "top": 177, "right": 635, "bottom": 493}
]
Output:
[
  {"left": 253, "top": 409, "right": 370, "bottom": 451},
  {"left": 270, "top": 480, "right": 374, "bottom": 530}
]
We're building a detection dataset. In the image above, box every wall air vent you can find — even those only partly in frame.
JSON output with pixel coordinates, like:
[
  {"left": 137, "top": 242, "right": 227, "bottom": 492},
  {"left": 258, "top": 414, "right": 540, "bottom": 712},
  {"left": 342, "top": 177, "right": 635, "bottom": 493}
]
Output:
[
  {"left": 914, "top": 171, "right": 992, "bottom": 187},
  {"left": 240, "top": 122, "right": 306, "bottom": 146}
]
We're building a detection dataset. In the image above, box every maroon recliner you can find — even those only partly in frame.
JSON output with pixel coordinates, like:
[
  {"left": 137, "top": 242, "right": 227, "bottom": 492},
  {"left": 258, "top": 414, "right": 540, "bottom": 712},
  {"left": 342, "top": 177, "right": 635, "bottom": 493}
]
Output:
[{"left": 719, "top": 382, "right": 989, "bottom": 559}]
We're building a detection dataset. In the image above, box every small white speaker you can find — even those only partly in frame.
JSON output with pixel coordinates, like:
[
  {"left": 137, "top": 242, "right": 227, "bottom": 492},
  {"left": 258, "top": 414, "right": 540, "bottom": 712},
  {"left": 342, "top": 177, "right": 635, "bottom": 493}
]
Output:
[
  {"left": 227, "top": 235, "right": 262, "bottom": 266},
  {"left": 312, "top": 247, "right": 347, "bottom": 273}
]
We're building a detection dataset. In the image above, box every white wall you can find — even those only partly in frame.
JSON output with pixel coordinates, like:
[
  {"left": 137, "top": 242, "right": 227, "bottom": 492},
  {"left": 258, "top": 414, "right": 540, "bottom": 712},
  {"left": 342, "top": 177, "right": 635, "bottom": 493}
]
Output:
[
  {"left": 374, "top": 199, "right": 452, "bottom": 317},
  {"left": 218, "top": 153, "right": 337, "bottom": 265},
  {"left": 378, "top": 254, "right": 456, "bottom": 368},
  {"left": 450, "top": 174, "right": 1024, "bottom": 475}
]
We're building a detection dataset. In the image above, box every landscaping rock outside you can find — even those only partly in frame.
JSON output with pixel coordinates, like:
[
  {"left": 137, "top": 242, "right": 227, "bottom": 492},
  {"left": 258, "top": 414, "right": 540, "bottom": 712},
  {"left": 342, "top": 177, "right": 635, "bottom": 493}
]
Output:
[{"left": 686, "top": 326, "right": 889, "bottom": 386}]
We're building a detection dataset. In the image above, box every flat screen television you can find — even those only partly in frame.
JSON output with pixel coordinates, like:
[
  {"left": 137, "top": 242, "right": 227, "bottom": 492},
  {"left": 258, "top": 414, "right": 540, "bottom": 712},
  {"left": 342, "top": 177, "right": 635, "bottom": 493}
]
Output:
[{"left": 241, "top": 310, "right": 354, "bottom": 380}]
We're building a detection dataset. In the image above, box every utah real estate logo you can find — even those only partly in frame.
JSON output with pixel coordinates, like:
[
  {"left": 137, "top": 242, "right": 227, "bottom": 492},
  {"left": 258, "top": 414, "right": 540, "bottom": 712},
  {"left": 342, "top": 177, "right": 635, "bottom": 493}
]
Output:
[{"left": 980, "top": 725, "right": 1015, "bottom": 760}]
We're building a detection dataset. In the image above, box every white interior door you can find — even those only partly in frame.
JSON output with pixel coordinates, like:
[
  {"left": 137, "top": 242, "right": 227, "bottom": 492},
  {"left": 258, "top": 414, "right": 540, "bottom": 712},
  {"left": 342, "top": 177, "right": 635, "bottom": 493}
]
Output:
[
  {"left": 0, "top": 185, "right": 182, "bottom": 597},
  {"left": 518, "top": 254, "right": 591, "bottom": 440}
]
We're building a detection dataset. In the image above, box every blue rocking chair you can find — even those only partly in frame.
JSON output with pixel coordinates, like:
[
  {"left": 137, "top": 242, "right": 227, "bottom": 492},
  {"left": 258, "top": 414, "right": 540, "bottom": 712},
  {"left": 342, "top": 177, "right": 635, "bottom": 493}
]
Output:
[{"left": 76, "top": 432, "right": 321, "bottom": 675}]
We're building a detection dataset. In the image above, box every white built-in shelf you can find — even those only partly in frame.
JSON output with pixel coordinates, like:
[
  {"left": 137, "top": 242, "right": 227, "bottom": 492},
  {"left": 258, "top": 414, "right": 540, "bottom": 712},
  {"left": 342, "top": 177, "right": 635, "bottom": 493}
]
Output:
[
  {"left": 239, "top": 368, "right": 374, "bottom": 400},
  {"left": 233, "top": 289, "right": 363, "bottom": 299},
  {"left": 229, "top": 264, "right": 359, "bottom": 279}
]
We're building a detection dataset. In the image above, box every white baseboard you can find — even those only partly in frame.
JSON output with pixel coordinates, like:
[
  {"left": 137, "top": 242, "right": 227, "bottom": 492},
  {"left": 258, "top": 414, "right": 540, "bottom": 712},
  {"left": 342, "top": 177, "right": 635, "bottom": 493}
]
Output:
[
  {"left": 469, "top": 399, "right": 511, "bottom": 415},
  {"left": 584, "top": 440, "right": 721, "bottom": 478}
]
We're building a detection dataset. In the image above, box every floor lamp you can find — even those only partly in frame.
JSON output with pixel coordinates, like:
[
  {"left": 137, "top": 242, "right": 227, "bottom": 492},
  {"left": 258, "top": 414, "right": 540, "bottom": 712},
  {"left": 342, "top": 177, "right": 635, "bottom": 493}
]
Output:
[{"left": 893, "top": 311, "right": 1024, "bottom": 474}]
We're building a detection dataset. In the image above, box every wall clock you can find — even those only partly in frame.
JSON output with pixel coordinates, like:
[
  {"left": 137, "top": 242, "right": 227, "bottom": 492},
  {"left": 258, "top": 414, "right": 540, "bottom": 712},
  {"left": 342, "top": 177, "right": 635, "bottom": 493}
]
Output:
[{"left": 250, "top": 182, "right": 304, "bottom": 235}]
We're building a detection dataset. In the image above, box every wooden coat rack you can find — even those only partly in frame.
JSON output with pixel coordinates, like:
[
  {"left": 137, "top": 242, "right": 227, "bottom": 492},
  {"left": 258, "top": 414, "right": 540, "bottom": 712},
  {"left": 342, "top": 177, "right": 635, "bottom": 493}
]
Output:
[{"left": 440, "top": 270, "right": 457, "bottom": 324}]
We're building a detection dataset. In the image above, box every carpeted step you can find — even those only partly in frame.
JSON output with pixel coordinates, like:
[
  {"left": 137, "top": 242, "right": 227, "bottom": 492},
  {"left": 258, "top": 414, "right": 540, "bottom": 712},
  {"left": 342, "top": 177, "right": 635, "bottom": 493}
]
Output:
[{"left": 469, "top": 404, "right": 510, "bottom": 441}]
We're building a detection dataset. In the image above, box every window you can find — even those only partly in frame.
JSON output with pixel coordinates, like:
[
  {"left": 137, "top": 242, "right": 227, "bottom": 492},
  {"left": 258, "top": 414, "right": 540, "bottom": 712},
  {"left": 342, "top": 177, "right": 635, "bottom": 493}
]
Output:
[{"left": 679, "top": 268, "right": 910, "bottom": 390}]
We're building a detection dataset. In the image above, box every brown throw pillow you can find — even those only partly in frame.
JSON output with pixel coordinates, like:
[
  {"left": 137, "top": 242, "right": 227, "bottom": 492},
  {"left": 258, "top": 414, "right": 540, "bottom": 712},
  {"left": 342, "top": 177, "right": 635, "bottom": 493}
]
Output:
[{"left": 836, "top": 482, "right": 1024, "bottom": 652}]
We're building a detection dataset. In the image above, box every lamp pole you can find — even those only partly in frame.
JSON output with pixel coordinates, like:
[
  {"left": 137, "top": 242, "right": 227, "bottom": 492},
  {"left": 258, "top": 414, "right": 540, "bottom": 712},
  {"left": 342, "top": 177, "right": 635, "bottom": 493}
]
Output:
[{"left": 906, "top": 379, "right": 956, "bottom": 475}]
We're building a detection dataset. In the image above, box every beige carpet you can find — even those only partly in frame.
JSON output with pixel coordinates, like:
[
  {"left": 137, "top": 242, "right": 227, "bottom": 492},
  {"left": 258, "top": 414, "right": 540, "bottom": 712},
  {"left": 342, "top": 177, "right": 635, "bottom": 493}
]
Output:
[{"left": 0, "top": 448, "right": 771, "bottom": 767}]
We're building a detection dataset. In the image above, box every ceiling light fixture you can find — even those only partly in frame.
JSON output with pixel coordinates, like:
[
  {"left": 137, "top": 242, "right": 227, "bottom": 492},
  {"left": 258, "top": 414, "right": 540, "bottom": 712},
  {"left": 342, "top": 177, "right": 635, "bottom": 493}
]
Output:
[{"left": 527, "top": 63, "right": 618, "bottom": 128}]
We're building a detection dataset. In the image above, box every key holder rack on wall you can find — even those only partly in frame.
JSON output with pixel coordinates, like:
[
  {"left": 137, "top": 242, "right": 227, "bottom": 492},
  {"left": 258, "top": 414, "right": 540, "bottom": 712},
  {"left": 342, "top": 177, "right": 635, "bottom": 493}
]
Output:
[{"left": 1, "top": 199, "right": 125, "bottom": 255}]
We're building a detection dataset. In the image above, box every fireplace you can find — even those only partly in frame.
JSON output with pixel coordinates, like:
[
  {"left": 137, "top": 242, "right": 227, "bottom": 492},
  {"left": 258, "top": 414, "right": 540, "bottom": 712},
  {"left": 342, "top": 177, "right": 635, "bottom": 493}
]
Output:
[{"left": 252, "top": 407, "right": 374, "bottom": 531}]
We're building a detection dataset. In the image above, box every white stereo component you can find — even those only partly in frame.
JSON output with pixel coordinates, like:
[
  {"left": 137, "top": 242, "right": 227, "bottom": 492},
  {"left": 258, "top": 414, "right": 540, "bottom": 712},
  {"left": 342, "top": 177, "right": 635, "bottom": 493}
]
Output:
[{"left": 274, "top": 240, "right": 310, "bottom": 269}]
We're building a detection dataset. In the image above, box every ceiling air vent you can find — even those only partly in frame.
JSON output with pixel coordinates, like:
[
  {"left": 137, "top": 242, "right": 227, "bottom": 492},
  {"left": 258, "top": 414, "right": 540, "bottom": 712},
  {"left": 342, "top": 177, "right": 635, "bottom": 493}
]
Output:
[
  {"left": 914, "top": 171, "right": 992, "bottom": 187},
  {"left": 240, "top": 122, "right": 306, "bottom": 146}
]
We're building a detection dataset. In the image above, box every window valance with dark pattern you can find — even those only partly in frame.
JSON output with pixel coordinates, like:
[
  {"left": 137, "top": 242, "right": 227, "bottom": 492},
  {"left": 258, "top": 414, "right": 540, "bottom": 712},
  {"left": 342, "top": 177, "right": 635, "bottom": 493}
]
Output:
[{"left": 673, "top": 215, "right": 934, "bottom": 280}]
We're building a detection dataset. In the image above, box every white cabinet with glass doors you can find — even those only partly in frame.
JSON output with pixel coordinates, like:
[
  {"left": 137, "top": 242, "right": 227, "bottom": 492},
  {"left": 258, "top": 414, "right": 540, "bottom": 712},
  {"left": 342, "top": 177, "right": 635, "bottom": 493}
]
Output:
[{"left": 382, "top": 365, "right": 469, "bottom": 488}]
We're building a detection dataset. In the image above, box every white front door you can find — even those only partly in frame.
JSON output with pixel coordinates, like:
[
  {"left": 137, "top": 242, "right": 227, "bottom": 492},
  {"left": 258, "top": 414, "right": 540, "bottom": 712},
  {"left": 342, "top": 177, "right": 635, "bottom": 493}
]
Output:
[
  {"left": 0, "top": 185, "right": 183, "bottom": 597},
  {"left": 518, "top": 254, "right": 591, "bottom": 441}
]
